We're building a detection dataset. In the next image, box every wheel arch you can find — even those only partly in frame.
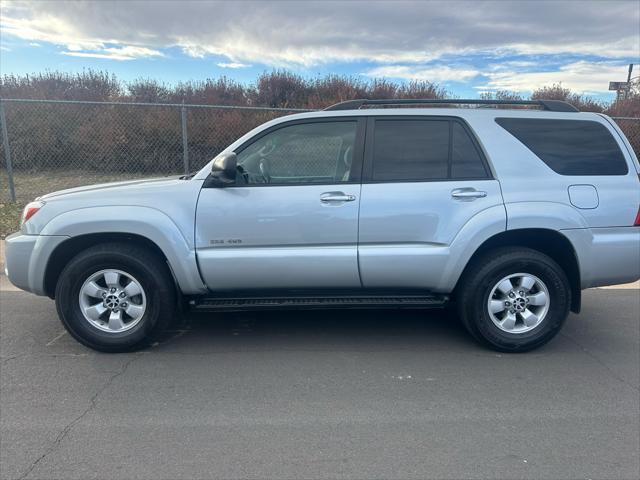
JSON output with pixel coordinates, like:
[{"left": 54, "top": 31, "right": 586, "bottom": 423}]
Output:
[
  {"left": 39, "top": 206, "right": 207, "bottom": 298},
  {"left": 456, "top": 228, "right": 582, "bottom": 313},
  {"left": 44, "top": 233, "right": 173, "bottom": 299}
]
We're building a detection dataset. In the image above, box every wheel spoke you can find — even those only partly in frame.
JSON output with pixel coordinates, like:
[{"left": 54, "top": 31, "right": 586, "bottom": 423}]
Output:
[
  {"left": 521, "top": 308, "right": 539, "bottom": 327},
  {"left": 108, "top": 310, "right": 125, "bottom": 331},
  {"left": 83, "top": 281, "right": 107, "bottom": 299},
  {"left": 528, "top": 291, "right": 548, "bottom": 306},
  {"left": 501, "top": 312, "right": 517, "bottom": 330},
  {"left": 519, "top": 276, "right": 536, "bottom": 291},
  {"left": 496, "top": 279, "right": 513, "bottom": 295},
  {"left": 125, "top": 303, "right": 144, "bottom": 320},
  {"left": 124, "top": 281, "right": 142, "bottom": 298},
  {"left": 84, "top": 303, "right": 107, "bottom": 321},
  {"left": 103, "top": 271, "right": 121, "bottom": 289},
  {"left": 490, "top": 299, "right": 506, "bottom": 314}
]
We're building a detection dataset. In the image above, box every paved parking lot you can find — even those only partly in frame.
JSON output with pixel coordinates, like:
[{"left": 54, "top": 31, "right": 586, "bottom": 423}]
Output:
[{"left": 1, "top": 282, "right": 638, "bottom": 480}]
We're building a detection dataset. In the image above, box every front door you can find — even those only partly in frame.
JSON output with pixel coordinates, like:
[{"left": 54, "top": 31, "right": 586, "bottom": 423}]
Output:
[{"left": 195, "top": 118, "right": 365, "bottom": 291}]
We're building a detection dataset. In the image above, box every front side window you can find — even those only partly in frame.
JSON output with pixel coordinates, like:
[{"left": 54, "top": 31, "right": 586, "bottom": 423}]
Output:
[
  {"left": 236, "top": 121, "right": 357, "bottom": 185},
  {"left": 496, "top": 118, "right": 628, "bottom": 175}
]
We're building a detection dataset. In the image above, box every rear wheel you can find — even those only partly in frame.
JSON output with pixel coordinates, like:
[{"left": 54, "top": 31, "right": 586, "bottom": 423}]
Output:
[
  {"left": 457, "top": 247, "right": 571, "bottom": 352},
  {"left": 55, "top": 243, "right": 176, "bottom": 352}
]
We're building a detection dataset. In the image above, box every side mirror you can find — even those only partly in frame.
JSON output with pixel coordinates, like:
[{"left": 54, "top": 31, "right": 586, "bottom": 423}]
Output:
[{"left": 209, "top": 152, "right": 237, "bottom": 186}]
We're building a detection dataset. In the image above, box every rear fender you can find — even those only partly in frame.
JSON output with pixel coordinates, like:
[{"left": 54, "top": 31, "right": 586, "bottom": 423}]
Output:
[
  {"left": 436, "top": 204, "right": 507, "bottom": 291},
  {"left": 506, "top": 202, "right": 589, "bottom": 231}
]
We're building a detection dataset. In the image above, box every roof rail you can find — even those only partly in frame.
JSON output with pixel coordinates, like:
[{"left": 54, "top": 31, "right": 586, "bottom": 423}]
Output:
[{"left": 324, "top": 98, "right": 579, "bottom": 113}]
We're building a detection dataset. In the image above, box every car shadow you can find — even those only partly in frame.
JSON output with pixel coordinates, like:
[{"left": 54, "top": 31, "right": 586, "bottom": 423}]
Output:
[{"left": 150, "top": 307, "right": 480, "bottom": 353}]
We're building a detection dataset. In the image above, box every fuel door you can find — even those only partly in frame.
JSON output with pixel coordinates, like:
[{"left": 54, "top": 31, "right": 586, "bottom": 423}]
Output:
[{"left": 568, "top": 184, "right": 599, "bottom": 209}]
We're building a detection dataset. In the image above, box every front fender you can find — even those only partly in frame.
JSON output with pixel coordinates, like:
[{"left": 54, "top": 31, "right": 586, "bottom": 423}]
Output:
[{"left": 40, "top": 206, "right": 207, "bottom": 295}]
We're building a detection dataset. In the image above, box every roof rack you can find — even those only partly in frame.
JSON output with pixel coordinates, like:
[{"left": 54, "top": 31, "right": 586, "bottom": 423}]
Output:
[{"left": 324, "top": 98, "right": 579, "bottom": 113}]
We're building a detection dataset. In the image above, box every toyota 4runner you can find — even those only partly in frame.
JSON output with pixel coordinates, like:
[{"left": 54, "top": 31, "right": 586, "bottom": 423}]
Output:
[{"left": 4, "top": 99, "right": 640, "bottom": 352}]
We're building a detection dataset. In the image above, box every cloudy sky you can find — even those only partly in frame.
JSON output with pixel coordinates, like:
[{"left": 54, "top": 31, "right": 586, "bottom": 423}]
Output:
[{"left": 1, "top": 0, "right": 638, "bottom": 99}]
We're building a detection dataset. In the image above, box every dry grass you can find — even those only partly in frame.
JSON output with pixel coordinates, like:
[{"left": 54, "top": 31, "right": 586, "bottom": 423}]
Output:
[{"left": 0, "top": 203, "right": 23, "bottom": 237}]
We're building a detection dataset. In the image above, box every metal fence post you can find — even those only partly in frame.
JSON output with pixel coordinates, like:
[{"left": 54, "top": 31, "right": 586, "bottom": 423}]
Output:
[
  {"left": 181, "top": 102, "right": 189, "bottom": 175},
  {"left": 0, "top": 100, "right": 16, "bottom": 202}
]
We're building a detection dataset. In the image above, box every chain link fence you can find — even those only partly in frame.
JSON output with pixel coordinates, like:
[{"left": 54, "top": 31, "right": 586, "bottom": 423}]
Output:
[
  {"left": 1, "top": 98, "right": 639, "bottom": 207},
  {"left": 613, "top": 117, "right": 640, "bottom": 158},
  {"left": 0, "top": 99, "right": 309, "bottom": 206}
]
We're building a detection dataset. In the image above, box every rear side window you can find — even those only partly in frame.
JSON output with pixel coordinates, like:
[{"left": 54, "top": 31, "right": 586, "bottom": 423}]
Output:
[
  {"left": 496, "top": 118, "right": 628, "bottom": 175},
  {"left": 451, "top": 122, "right": 487, "bottom": 178},
  {"left": 372, "top": 120, "right": 449, "bottom": 181},
  {"left": 371, "top": 119, "right": 489, "bottom": 181}
]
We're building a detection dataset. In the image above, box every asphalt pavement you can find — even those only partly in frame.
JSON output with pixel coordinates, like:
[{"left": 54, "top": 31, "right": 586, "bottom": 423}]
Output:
[{"left": 1, "top": 281, "right": 639, "bottom": 480}]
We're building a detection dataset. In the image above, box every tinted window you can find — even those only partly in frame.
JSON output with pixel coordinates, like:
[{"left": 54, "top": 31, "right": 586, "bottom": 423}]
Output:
[
  {"left": 236, "top": 121, "right": 357, "bottom": 184},
  {"left": 372, "top": 120, "right": 449, "bottom": 181},
  {"left": 451, "top": 122, "right": 488, "bottom": 178},
  {"left": 496, "top": 118, "right": 628, "bottom": 175}
]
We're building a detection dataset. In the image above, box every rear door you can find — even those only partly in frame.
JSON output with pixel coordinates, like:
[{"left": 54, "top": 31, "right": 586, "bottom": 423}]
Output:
[{"left": 358, "top": 116, "right": 504, "bottom": 289}]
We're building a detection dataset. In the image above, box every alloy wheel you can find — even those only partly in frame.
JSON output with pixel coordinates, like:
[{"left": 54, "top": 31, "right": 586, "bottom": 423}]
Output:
[
  {"left": 78, "top": 269, "right": 147, "bottom": 333},
  {"left": 487, "top": 273, "right": 550, "bottom": 334}
]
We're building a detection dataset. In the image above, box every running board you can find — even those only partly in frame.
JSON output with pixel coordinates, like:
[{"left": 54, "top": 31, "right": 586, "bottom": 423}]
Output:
[{"left": 190, "top": 294, "right": 448, "bottom": 312}]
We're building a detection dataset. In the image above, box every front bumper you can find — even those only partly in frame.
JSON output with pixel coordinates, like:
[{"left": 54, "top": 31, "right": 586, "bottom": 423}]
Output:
[{"left": 4, "top": 232, "right": 69, "bottom": 295}]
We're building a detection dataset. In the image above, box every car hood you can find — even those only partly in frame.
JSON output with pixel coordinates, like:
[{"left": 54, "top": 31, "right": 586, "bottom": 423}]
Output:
[{"left": 38, "top": 176, "right": 182, "bottom": 200}]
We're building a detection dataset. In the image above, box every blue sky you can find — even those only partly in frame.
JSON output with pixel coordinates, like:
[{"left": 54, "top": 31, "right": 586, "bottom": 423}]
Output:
[{"left": 1, "top": 0, "right": 639, "bottom": 101}]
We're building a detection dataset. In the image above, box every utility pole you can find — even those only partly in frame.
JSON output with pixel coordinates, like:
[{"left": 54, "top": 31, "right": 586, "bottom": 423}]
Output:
[
  {"left": 626, "top": 64, "right": 633, "bottom": 99},
  {"left": 609, "top": 63, "right": 635, "bottom": 101}
]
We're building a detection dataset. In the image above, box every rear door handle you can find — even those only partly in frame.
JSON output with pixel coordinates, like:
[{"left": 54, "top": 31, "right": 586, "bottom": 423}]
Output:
[
  {"left": 451, "top": 188, "right": 487, "bottom": 200},
  {"left": 320, "top": 192, "right": 356, "bottom": 203}
]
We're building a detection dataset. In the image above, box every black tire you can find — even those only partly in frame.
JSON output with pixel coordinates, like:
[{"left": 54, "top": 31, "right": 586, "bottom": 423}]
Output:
[
  {"left": 456, "top": 247, "right": 571, "bottom": 352},
  {"left": 55, "top": 242, "right": 176, "bottom": 352}
]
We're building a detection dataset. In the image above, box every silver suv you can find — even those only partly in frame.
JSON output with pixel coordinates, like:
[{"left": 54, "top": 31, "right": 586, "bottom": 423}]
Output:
[{"left": 4, "top": 99, "right": 640, "bottom": 352}]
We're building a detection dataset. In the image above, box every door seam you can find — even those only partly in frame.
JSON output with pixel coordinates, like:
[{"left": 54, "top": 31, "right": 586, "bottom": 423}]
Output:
[{"left": 356, "top": 182, "right": 364, "bottom": 288}]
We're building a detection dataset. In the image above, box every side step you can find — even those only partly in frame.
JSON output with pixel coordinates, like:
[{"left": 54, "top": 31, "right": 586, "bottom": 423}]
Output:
[{"left": 190, "top": 294, "right": 448, "bottom": 312}]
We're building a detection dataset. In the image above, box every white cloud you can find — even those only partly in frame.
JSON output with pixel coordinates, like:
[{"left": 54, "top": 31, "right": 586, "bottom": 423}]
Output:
[
  {"left": 1, "top": 0, "right": 638, "bottom": 67},
  {"left": 61, "top": 51, "right": 130, "bottom": 60},
  {"left": 217, "top": 62, "right": 251, "bottom": 69},
  {"left": 478, "top": 61, "right": 630, "bottom": 94},
  {"left": 0, "top": 9, "right": 104, "bottom": 51},
  {"left": 365, "top": 59, "right": 634, "bottom": 94},
  {"left": 61, "top": 45, "right": 164, "bottom": 61},
  {"left": 364, "top": 65, "right": 481, "bottom": 82},
  {"left": 181, "top": 45, "right": 207, "bottom": 59}
]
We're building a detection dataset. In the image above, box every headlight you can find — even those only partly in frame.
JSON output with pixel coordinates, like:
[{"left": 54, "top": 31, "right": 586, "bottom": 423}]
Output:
[{"left": 21, "top": 200, "right": 46, "bottom": 226}]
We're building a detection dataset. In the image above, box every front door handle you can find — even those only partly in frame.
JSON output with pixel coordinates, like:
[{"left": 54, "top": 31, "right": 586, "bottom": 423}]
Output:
[
  {"left": 451, "top": 188, "right": 487, "bottom": 200},
  {"left": 320, "top": 192, "right": 356, "bottom": 203}
]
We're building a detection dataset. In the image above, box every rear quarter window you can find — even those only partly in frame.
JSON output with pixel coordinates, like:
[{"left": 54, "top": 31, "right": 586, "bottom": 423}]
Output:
[{"left": 495, "top": 118, "right": 628, "bottom": 175}]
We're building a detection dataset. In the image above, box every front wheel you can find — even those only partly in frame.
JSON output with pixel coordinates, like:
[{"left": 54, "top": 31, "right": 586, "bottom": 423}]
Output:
[
  {"left": 55, "top": 242, "right": 176, "bottom": 352},
  {"left": 456, "top": 247, "right": 571, "bottom": 352}
]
